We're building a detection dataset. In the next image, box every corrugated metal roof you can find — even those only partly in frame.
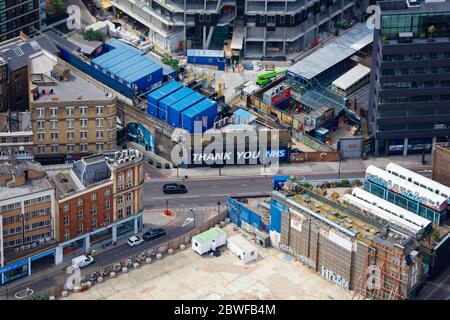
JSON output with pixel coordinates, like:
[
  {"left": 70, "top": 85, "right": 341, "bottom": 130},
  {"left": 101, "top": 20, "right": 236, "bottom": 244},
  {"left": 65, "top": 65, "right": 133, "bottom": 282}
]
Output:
[
  {"left": 287, "top": 23, "right": 374, "bottom": 80},
  {"left": 170, "top": 91, "right": 205, "bottom": 112},
  {"left": 192, "top": 227, "right": 226, "bottom": 244},
  {"left": 124, "top": 62, "right": 160, "bottom": 83},
  {"left": 332, "top": 64, "right": 371, "bottom": 91},
  {"left": 183, "top": 98, "right": 215, "bottom": 117},
  {"left": 160, "top": 86, "right": 194, "bottom": 106},
  {"left": 148, "top": 81, "right": 183, "bottom": 100}
]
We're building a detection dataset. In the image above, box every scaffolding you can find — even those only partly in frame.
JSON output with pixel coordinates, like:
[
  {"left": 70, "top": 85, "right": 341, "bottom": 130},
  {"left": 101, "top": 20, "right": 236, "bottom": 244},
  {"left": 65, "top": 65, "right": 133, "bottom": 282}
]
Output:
[{"left": 353, "top": 240, "right": 409, "bottom": 300}]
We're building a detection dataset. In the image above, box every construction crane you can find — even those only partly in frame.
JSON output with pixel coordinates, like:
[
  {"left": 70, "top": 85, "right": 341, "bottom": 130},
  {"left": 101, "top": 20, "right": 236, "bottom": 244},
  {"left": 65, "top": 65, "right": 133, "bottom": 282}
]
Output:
[{"left": 256, "top": 70, "right": 286, "bottom": 86}]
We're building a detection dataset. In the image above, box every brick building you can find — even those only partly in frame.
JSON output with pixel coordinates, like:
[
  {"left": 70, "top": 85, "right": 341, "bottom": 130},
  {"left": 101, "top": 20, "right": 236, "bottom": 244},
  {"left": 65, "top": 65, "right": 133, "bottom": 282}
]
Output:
[
  {"left": 432, "top": 142, "right": 450, "bottom": 188},
  {"left": 50, "top": 149, "right": 144, "bottom": 264}
]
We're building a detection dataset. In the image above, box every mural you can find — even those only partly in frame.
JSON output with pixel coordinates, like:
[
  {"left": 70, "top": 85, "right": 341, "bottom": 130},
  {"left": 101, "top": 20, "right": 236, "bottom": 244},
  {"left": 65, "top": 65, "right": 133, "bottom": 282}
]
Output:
[{"left": 126, "top": 122, "right": 155, "bottom": 152}]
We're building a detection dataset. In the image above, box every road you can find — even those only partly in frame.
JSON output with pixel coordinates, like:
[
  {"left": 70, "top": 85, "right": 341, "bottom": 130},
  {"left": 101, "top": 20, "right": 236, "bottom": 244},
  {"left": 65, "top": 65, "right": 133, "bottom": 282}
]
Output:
[{"left": 415, "top": 264, "right": 450, "bottom": 300}]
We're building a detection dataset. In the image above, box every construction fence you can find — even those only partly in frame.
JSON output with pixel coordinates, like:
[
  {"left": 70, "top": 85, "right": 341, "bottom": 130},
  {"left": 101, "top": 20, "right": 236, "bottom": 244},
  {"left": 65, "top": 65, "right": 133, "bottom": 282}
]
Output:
[{"left": 27, "top": 211, "right": 229, "bottom": 300}]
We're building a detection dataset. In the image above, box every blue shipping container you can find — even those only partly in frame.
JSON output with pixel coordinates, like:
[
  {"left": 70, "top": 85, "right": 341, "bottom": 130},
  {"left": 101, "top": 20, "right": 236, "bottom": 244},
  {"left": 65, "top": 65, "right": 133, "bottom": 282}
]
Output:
[
  {"left": 182, "top": 98, "right": 218, "bottom": 133},
  {"left": 187, "top": 49, "right": 226, "bottom": 71},
  {"left": 147, "top": 81, "right": 183, "bottom": 119},
  {"left": 168, "top": 91, "right": 206, "bottom": 128},
  {"left": 158, "top": 87, "right": 194, "bottom": 122}
]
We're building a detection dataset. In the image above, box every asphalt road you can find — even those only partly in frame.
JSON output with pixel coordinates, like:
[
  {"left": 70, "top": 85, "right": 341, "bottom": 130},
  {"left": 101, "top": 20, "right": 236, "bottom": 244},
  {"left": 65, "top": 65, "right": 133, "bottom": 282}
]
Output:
[{"left": 415, "top": 264, "right": 450, "bottom": 300}]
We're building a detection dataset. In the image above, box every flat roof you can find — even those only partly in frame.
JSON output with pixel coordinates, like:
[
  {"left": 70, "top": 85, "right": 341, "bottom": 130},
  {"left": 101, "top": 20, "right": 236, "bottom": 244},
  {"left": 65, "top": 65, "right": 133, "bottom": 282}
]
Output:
[
  {"left": 287, "top": 23, "right": 373, "bottom": 80},
  {"left": 192, "top": 227, "right": 225, "bottom": 243},
  {"left": 30, "top": 51, "right": 109, "bottom": 102},
  {"left": 67, "top": 34, "right": 102, "bottom": 55},
  {"left": 332, "top": 64, "right": 371, "bottom": 91},
  {"left": 187, "top": 49, "right": 224, "bottom": 57}
]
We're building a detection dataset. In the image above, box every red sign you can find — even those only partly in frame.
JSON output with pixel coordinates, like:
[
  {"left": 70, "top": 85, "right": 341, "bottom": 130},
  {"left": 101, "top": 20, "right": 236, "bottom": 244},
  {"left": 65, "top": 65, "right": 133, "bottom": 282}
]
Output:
[{"left": 271, "top": 87, "right": 291, "bottom": 106}]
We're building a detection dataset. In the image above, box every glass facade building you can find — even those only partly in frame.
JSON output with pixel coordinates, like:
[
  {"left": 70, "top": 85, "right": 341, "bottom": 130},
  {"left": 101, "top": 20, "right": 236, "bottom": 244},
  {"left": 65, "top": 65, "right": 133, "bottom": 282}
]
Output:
[{"left": 368, "top": 0, "right": 450, "bottom": 156}]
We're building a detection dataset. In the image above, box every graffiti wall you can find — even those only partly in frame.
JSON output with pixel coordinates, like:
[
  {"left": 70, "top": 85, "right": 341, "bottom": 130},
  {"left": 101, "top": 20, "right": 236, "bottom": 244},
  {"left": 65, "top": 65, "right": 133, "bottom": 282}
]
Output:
[{"left": 126, "top": 122, "right": 155, "bottom": 152}]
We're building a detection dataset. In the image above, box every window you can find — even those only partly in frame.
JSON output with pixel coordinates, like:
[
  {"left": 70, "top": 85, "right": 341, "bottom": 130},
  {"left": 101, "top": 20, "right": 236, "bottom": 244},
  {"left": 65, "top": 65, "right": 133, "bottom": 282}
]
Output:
[
  {"left": 105, "top": 214, "right": 111, "bottom": 223},
  {"left": 37, "top": 108, "right": 45, "bottom": 118},
  {"left": 51, "top": 132, "right": 58, "bottom": 141},
  {"left": 260, "top": 15, "right": 265, "bottom": 23},
  {"left": 91, "top": 219, "right": 97, "bottom": 230},
  {"left": 96, "top": 130, "right": 104, "bottom": 139},
  {"left": 64, "top": 204, "right": 70, "bottom": 212},
  {"left": 77, "top": 210, "right": 83, "bottom": 220},
  {"left": 126, "top": 192, "right": 132, "bottom": 202},
  {"left": 105, "top": 189, "right": 110, "bottom": 197},
  {"left": 51, "top": 145, "right": 59, "bottom": 153},
  {"left": 77, "top": 224, "right": 83, "bottom": 234},
  {"left": 96, "top": 143, "right": 104, "bottom": 151},
  {"left": 64, "top": 229, "right": 70, "bottom": 240},
  {"left": 126, "top": 206, "right": 132, "bottom": 216},
  {"left": 37, "top": 120, "right": 45, "bottom": 129},
  {"left": 80, "top": 144, "right": 88, "bottom": 152},
  {"left": 37, "top": 132, "right": 45, "bottom": 141},
  {"left": 96, "top": 118, "right": 104, "bottom": 127},
  {"left": 67, "top": 119, "right": 74, "bottom": 128},
  {"left": 290, "top": 15, "right": 295, "bottom": 24},
  {"left": 91, "top": 205, "right": 97, "bottom": 215},
  {"left": 199, "top": 14, "right": 204, "bottom": 22},
  {"left": 67, "top": 131, "right": 74, "bottom": 141},
  {"left": 118, "top": 174, "right": 124, "bottom": 191},
  {"left": 126, "top": 170, "right": 133, "bottom": 188},
  {"left": 50, "top": 120, "right": 58, "bottom": 129},
  {"left": 96, "top": 106, "right": 103, "bottom": 115},
  {"left": 77, "top": 198, "right": 83, "bottom": 206},
  {"left": 118, "top": 195, "right": 123, "bottom": 205},
  {"left": 66, "top": 107, "right": 74, "bottom": 116},
  {"left": 67, "top": 144, "right": 75, "bottom": 153},
  {"left": 118, "top": 208, "right": 123, "bottom": 219},
  {"left": 280, "top": 15, "right": 285, "bottom": 24},
  {"left": 91, "top": 193, "right": 97, "bottom": 201},
  {"left": 37, "top": 145, "right": 45, "bottom": 153},
  {"left": 63, "top": 216, "right": 70, "bottom": 226},
  {"left": 80, "top": 107, "right": 87, "bottom": 116},
  {"left": 104, "top": 200, "right": 110, "bottom": 210},
  {"left": 80, "top": 131, "right": 88, "bottom": 140},
  {"left": 50, "top": 108, "right": 57, "bottom": 117},
  {"left": 80, "top": 119, "right": 88, "bottom": 128}
]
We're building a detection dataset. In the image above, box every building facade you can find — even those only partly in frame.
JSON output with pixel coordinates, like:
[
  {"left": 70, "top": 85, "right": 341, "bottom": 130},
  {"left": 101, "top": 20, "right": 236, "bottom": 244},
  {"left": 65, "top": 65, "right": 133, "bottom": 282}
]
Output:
[
  {"left": 431, "top": 142, "right": 450, "bottom": 188},
  {"left": 110, "top": 0, "right": 365, "bottom": 59},
  {"left": 0, "top": 160, "right": 57, "bottom": 285},
  {"left": 29, "top": 50, "right": 117, "bottom": 164},
  {"left": 50, "top": 149, "right": 144, "bottom": 264},
  {"left": 0, "top": 112, "right": 34, "bottom": 161},
  {"left": 368, "top": 0, "right": 450, "bottom": 156},
  {"left": 0, "top": 0, "right": 46, "bottom": 41}
]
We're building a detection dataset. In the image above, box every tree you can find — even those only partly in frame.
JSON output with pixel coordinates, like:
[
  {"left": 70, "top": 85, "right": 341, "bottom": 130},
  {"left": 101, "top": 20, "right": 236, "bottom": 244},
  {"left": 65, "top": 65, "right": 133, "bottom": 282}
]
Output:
[
  {"left": 50, "top": 0, "right": 67, "bottom": 14},
  {"left": 82, "top": 29, "right": 105, "bottom": 42},
  {"left": 432, "top": 230, "right": 440, "bottom": 243},
  {"left": 161, "top": 56, "right": 180, "bottom": 72}
]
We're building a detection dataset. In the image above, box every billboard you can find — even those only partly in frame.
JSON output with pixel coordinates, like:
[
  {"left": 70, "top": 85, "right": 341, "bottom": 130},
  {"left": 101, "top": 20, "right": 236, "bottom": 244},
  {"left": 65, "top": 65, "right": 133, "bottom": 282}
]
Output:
[
  {"left": 339, "top": 136, "right": 363, "bottom": 158},
  {"left": 126, "top": 122, "right": 155, "bottom": 152}
]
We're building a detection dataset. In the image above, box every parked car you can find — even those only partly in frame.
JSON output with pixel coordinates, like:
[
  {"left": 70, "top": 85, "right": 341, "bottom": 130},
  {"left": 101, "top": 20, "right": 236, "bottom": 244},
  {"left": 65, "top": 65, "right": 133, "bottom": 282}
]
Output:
[
  {"left": 143, "top": 228, "right": 166, "bottom": 241},
  {"left": 163, "top": 183, "right": 187, "bottom": 194},
  {"left": 127, "top": 235, "right": 144, "bottom": 247},
  {"left": 72, "top": 255, "right": 94, "bottom": 268}
]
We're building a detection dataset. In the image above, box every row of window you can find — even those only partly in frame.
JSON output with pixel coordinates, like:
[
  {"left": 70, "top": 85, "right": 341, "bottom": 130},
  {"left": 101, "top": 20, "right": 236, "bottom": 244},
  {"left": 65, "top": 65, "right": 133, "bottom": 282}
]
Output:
[
  {"left": 380, "top": 95, "right": 450, "bottom": 104},
  {"left": 36, "top": 130, "right": 107, "bottom": 141},
  {"left": 35, "top": 106, "right": 106, "bottom": 118},
  {"left": 381, "top": 66, "right": 450, "bottom": 77},
  {"left": 383, "top": 52, "right": 450, "bottom": 62},
  {"left": 3, "top": 232, "right": 52, "bottom": 249},
  {"left": 35, "top": 143, "right": 108, "bottom": 154},
  {"left": 24, "top": 195, "right": 51, "bottom": 207},
  {"left": 117, "top": 170, "right": 135, "bottom": 191},
  {"left": 0, "top": 136, "right": 30, "bottom": 144},
  {"left": 63, "top": 198, "right": 110, "bottom": 213},
  {"left": 37, "top": 118, "right": 108, "bottom": 130},
  {"left": 381, "top": 81, "right": 450, "bottom": 90},
  {"left": 1, "top": 201, "right": 21, "bottom": 213}
]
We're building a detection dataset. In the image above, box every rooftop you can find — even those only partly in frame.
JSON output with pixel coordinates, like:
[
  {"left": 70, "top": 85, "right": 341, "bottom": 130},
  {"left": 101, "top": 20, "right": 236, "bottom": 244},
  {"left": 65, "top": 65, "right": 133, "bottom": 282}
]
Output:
[
  {"left": 379, "top": 0, "right": 450, "bottom": 13},
  {"left": 287, "top": 23, "right": 373, "bottom": 80},
  {"left": 30, "top": 50, "right": 112, "bottom": 102},
  {"left": 67, "top": 33, "right": 102, "bottom": 55},
  {"left": 0, "top": 161, "right": 53, "bottom": 202},
  {"left": 192, "top": 227, "right": 226, "bottom": 244},
  {"left": 332, "top": 64, "right": 371, "bottom": 91}
]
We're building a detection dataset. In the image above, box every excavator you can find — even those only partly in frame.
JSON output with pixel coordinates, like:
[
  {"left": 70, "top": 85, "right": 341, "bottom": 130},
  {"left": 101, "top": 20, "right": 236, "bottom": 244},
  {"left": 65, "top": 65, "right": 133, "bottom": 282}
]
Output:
[{"left": 256, "top": 70, "right": 286, "bottom": 86}]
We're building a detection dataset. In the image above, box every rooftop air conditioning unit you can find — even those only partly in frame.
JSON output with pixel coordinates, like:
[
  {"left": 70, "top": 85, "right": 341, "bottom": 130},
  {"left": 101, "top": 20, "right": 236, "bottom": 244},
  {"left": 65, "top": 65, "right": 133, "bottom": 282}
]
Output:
[{"left": 117, "top": 158, "right": 124, "bottom": 164}]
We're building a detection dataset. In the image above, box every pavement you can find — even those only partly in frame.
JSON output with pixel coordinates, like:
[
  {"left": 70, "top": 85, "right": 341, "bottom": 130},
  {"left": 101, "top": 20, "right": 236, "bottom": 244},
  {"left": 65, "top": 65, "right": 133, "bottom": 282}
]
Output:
[{"left": 62, "top": 224, "right": 352, "bottom": 300}]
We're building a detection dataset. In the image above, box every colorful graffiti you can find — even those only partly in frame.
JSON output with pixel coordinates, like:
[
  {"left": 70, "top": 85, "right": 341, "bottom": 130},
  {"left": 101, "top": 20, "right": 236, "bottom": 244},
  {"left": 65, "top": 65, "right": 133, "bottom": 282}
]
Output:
[{"left": 126, "top": 122, "right": 155, "bottom": 152}]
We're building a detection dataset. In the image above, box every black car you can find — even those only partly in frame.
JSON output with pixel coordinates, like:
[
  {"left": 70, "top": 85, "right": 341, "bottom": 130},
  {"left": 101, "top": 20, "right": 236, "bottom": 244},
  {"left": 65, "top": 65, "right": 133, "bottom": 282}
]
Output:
[
  {"left": 163, "top": 183, "right": 187, "bottom": 194},
  {"left": 143, "top": 228, "right": 167, "bottom": 241}
]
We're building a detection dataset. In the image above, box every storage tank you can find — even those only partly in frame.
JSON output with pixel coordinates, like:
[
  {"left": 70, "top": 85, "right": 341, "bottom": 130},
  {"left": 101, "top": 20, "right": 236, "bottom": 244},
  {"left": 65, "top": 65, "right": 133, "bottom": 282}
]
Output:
[
  {"left": 158, "top": 86, "right": 194, "bottom": 122},
  {"left": 168, "top": 91, "right": 206, "bottom": 128},
  {"left": 147, "top": 81, "right": 183, "bottom": 119},
  {"left": 182, "top": 98, "right": 218, "bottom": 133}
]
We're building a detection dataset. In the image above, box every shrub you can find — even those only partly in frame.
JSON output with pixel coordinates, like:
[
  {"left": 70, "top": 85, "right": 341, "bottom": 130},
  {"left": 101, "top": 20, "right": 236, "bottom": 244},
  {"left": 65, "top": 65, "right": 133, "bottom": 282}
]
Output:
[{"left": 82, "top": 29, "right": 105, "bottom": 42}]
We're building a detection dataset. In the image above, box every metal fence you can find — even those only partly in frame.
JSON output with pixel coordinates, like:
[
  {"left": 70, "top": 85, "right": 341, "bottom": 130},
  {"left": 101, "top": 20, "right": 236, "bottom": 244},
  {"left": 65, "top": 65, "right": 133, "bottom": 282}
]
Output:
[{"left": 30, "top": 211, "right": 229, "bottom": 300}]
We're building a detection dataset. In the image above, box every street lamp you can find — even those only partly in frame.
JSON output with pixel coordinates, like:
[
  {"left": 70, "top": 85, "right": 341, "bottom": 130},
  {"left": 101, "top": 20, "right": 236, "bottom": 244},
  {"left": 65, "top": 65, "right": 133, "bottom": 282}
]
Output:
[
  {"left": 337, "top": 157, "right": 342, "bottom": 180},
  {"left": 190, "top": 209, "right": 196, "bottom": 229},
  {"left": 217, "top": 201, "right": 221, "bottom": 215}
]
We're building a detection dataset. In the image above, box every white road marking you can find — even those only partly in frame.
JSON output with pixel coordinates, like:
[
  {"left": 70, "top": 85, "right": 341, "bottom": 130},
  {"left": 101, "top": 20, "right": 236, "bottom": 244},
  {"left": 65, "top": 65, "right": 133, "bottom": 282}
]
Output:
[
  {"left": 211, "top": 185, "right": 218, "bottom": 188},
  {"left": 424, "top": 275, "right": 450, "bottom": 300},
  {"left": 152, "top": 197, "right": 171, "bottom": 200},
  {"left": 209, "top": 194, "right": 228, "bottom": 197},
  {"left": 241, "top": 184, "right": 247, "bottom": 187},
  {"left": 182, "top": 217, "right": 194, "bottom": 227},
  {"left": 179, "top": 195, "right": 199, "bottom": 198}
]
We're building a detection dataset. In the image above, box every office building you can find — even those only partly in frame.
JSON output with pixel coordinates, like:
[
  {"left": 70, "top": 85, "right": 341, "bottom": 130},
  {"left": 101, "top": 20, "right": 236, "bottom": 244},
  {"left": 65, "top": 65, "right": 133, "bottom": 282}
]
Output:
[
  {"left": 110, "top": 0, "right": 365, "bottom": 59},
  {"left": 368, "top": 0, "right": 450, "bottom": 156},
  {"left": 432, "top": 142, "right": 450, "bottom": 188},
  {"left": 29, "top": 50, "right": 117, "bottom": 164}
]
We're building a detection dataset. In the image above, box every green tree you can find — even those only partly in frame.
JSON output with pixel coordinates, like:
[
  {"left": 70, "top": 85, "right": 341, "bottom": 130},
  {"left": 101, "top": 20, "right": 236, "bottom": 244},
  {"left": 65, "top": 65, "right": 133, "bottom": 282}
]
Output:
[
  {"left": 51, "top": 0, "right": 67, "bottom": 14},
  {"left": 432, "top": 230, "right": 440, "bottom": 243},
  {"left": 82, "top": 29, "right": 105, "bottom": 42}
]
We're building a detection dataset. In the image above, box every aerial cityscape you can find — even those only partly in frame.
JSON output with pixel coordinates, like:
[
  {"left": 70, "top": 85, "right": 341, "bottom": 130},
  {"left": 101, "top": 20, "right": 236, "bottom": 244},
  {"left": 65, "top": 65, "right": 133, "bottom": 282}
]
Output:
[{"left": 0, "top": 0, "right": 449, "bottom": 307}]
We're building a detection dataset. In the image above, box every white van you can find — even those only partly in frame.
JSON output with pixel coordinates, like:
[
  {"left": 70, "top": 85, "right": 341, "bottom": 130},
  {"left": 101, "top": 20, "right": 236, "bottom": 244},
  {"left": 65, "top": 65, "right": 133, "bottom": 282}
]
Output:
[{"left": 71, "top": 255, "right": 94, "bottom": 268}]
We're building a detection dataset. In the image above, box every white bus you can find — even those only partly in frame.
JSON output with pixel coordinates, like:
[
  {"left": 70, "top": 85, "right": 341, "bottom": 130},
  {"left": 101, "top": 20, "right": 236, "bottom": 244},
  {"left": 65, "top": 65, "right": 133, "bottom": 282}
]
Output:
[
  {"left": 386, "top": 162, "right": 450, "bottom": 203},
  {"left": 343, "top": 188, "right": 432, "bottom": 238}
]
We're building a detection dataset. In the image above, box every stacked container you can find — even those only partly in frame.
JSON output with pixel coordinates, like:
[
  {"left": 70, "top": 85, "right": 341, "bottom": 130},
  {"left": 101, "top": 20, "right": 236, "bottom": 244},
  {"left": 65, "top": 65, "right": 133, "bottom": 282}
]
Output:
[
  {"left": 147, "top": 81, "right": 183, "bottom": 118},
  {"left": 182, "top": 99, "right": 218, "bottom": 133},
  {"left": 167, "top": 91, "right": 206, "bottom": 128},
  {"left": 158, "top": 87, "right": 194, "bottom": 122}
]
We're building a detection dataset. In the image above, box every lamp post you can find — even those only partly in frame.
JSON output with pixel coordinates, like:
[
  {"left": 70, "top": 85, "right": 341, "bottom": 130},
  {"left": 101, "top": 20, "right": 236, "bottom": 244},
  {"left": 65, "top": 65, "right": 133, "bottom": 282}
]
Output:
[
  {"left": 217, "top": 201, "right": 221, "bottom": 215},
  {"left": 337, "top": 157, "right": 342, "bottom": 180}
]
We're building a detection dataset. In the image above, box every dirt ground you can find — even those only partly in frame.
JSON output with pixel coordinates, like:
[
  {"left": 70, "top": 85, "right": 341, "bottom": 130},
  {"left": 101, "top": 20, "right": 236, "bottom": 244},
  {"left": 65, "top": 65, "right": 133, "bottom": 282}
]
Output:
[{"left": 63, "top": 225, "right": 352, "bottom": 300}]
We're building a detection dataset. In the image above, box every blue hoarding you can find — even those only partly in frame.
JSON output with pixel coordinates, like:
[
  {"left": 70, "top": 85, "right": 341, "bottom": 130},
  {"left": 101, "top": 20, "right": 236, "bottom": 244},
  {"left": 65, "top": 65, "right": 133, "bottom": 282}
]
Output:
[{"left": 126, "top": 122, "right": 155, "bottom": 152}]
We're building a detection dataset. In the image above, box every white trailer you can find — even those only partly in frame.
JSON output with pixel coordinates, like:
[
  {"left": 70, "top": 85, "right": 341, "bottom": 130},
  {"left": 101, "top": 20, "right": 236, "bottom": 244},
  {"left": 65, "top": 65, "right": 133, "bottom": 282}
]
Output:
[
  {"left": 192, "top": 227, "right": 227, "bottom": 255},
  {"left": 227, "top": 234, "right": 258, "bottom": 264}
]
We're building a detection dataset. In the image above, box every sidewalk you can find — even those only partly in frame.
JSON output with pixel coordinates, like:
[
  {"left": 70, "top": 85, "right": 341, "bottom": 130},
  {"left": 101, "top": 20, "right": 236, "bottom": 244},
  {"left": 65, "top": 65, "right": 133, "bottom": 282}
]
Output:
[{"left": 158, "top": 154, "right": 433, "bottom": 180}]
